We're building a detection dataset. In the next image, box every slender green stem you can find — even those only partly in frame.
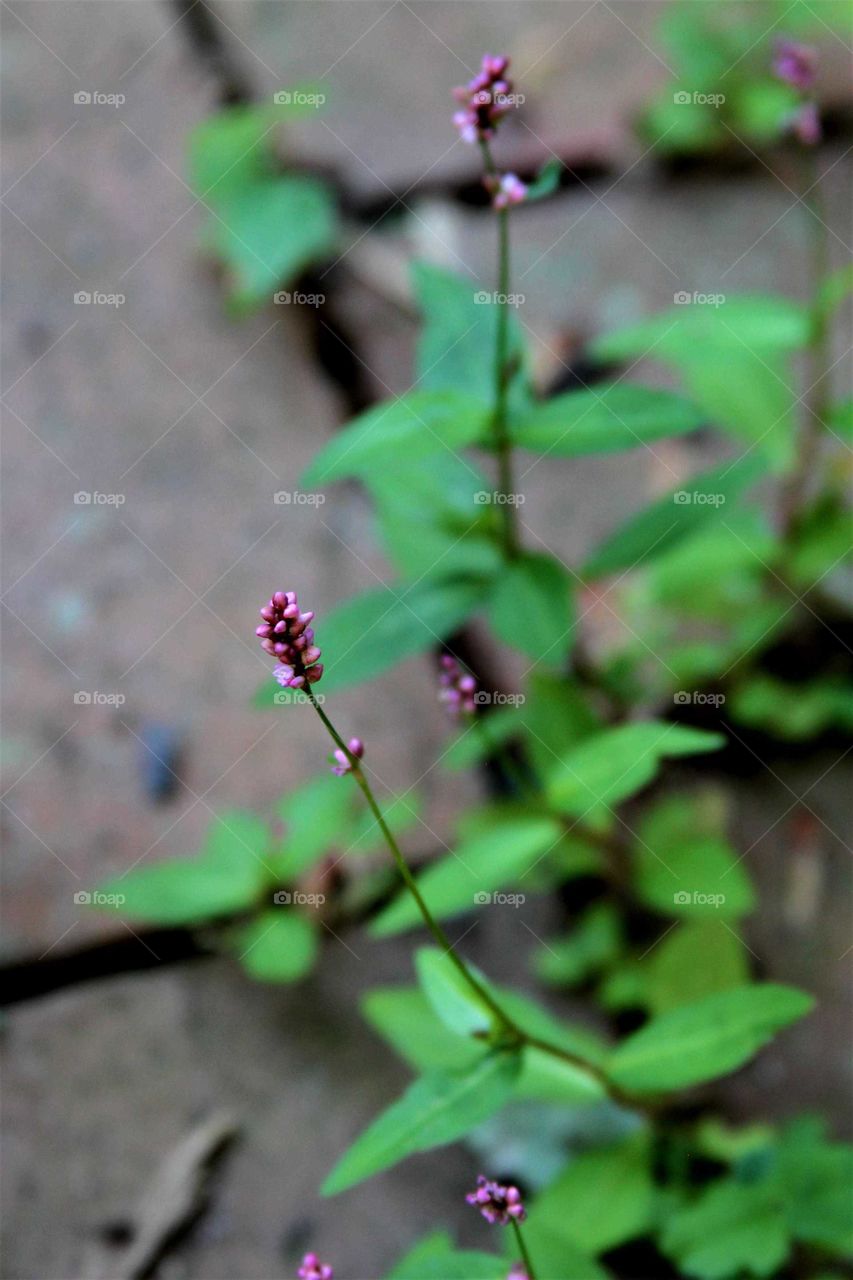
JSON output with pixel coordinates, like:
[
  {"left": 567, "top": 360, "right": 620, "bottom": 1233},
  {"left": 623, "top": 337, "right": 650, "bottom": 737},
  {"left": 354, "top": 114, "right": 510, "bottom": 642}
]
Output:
[
  {"left": 307, "top": 692, "right": 646, "bottom": 1108},
  {"left": 511, "top": 1218, "right": 537, "bottom": 1280},
  {"left": 480, "top": 138, "right": 520, "bottom": 560},
  {"left": 782, "top": 145, "right": 831, "bottom": 536}
]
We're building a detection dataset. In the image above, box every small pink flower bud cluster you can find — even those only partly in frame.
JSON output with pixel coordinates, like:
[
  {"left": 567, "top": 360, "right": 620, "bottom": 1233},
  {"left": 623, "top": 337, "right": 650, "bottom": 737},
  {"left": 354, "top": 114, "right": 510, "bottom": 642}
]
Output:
[
  {"left": 773, "top": 39, "right": 822, "bottom": 146},
  {"left": 466, "top": 1174, "right": 526, "bottom": 1225},
  {"left": 331, "top": 737, "right": 364, "bottom": 777},
  {"left": 256, "top": 591, "right": 323, "bottom": 687},
  {"left": 439, "top": 654, "right": 478, "bottom": 718},
  {"left": 507, "top": 1266, "right": 529, "bottom": 1280},
  {"left": 453, "top": 54, "right": 515, "bottom": 144},
  {"left": 298, "top": 1254, "right": 333, "bottom": 1280},
  {"left": 486, "top": 172, "right": 528, "bottom": 211}
]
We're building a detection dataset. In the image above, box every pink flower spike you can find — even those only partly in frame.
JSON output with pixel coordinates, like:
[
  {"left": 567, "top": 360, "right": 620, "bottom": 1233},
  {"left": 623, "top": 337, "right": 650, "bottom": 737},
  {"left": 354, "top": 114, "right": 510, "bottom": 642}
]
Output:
[
  {"left": 773, "top": 38, "right": 818, "bottom": 90},
  {"left": 298, "top": 1254, "right": 333, "bottom": 1280},
  {"left": 492, "top": 173, "right": 528, "bottom": 210},
  {"left": 466, "top": 1174, "right": 527, "bottom": 1225}
]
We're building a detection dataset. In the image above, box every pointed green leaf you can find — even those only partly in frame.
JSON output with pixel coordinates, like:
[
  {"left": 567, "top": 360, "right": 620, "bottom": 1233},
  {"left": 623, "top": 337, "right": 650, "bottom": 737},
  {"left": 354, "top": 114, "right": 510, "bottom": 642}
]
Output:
[
  {"left": 322, "top": 1051, "right": 520, "bottom": 1195},
  {"left": 510, "top": 386, "right": 704, "bottom": 456},
  {"left": 608, "top": 984, "right": 814, "bottom": 1094},
  {"left": 488, "top": 552, "right": 574, "bottom": 661},
  {"left": 415, "top": 948, "right": 494, "bottom": 1037},
  {"left": 302, "top": 391, "right": 489, "bottom": 485}
]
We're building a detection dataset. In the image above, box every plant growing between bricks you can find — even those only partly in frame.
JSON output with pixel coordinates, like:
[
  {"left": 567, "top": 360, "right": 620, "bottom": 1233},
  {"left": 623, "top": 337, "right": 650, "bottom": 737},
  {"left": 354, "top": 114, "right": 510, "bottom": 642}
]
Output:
[{"left": 95, "top": 39, "right": 852, "bottom": 1280}]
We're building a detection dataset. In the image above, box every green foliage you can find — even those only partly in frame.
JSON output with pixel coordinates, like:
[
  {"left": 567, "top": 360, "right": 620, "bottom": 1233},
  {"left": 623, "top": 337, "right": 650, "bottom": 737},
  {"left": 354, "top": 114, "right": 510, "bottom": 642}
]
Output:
[
  {"left": 301, "top": 391, "right": 490, "bottom": 485},
  {"left": 546, "top": 722, "right": 724, "bottom": 824},
  {"left": 387, "top": 1232, "right": 504, "bottom": 1280},
  {"left": 661, "top": 1177, "right": 790, "bottom": 1279},
  {"left": 525, "top": 1133, "right": 654, "bottom": 1258},
  {"left": 415, "top": 948, "right": 494, "bottom": 1038},
  {"left": 321, "top": 1050, "right": 520, "bottom": 1195},
  {"left": 583, "top": 455, "right": 764, "bottom": 577},
  {"left": 370, "top": 812, "right": 562, "bottom": 935},
  {"left": 731, "top": 672, "right": 853, "bottom": 740},
  {"left": 510, "top": 386, "right": 704, "bottom": 456},
  {"left": 535, "top": 903, "right": 624, "bottom": 987},
  {"left": 632, "top": 792, "right": 755, "bottom": 921},
  {"left": 307, "top": 576, "right": 486, "bottom": 694},
  {"left": 236, "top": 909, "right": 318, "bottom": 982},
  {"left": 608, "top": 984, "right": 814, "bottom": 1093},
  {"left": 95, "top": 810, "right": 269, "bottom": 925},
  {"left": 641, "top": 919, "right": 749, "bottom": 1014},
  {"left": 524, "top": 158, "right": 563, "bottom": 203},
  {"left": 488, "top": 552, "right": 574, "bottom": 661},
  {"left": 189, "top": 99, "right": 337, "bottom": 310}
]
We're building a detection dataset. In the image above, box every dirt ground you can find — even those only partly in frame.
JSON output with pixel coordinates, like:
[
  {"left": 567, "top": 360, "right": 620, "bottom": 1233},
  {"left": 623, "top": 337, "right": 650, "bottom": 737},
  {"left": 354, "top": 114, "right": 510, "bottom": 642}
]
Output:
[{"left": 2, "top": 3, "right": 851, "bottom": 1278}]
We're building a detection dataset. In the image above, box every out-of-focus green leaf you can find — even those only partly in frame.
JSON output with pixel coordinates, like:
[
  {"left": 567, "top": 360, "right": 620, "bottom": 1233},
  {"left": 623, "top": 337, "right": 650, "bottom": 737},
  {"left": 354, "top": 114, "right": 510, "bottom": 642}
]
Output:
[
  {"left": 94, "top": 810, "right": 269, "bottom": 925},
  {"left": 488, "top": 552, "right": 574, "bottom": 661},
  {"left": 321, "top": 1051, "right": 520, "bottom": 1195},
  {"left": 302, "top": 391, "right": 490, "bottom": 485},
  {"left": 369, "top": 815, "right": 562, "bottom": 936},
  {"left": 363, "top": 987, "right": 482, "bottom": 1074},
  {"left": 316, "top": 576, "right": 486, "bottom": 694},
  {"left": 522, "top": 672, "right": 602, "bottom": 780},
  {"left": 633, "top": 793, "right": 754, "bottom": 921},
  {"left": 442, "top": 708, "right": 519, "bottom": 772},
  {"left": 608, "top": 984, "right": 814, "bottom": 1094},
  {"left": 415, "top": 947, "right": 494, "bottom": 1037},
  {"left": 731, "top": 673, "right": 853, "bottom": 741},
  {"left": 208, "top": 175, "right": 336, "bottom": 310},
  {"left": 583, "top": 455, "right": 764, "bottom": 577},
  {"left": 274, "top": 774, "right": 355, "bottom": 877},
  {"left": 546, "top": 723, "right": 724, "bottom": 823},
  {"left": 388, "top": 1235, "right": 504, "bottom": 1280},
  {"left": 681, "top": 349, "right": 797, "bottom": 471},
  {"left": 411, "top": 261, "right": 528, "bottom": 411},
  {"left": 526, "top": 1133, "right": 655, "bottom": 1257},
  {"left": 511, "top": 386, "right": 704, "bottom": 456},
  {"left": 661, "top": 1178, "right": 790, "bottom": 1278},
  {"left": 236, "top": 908, "right": 318, "bottom": 982},
  {"left": 591, "top": 296, "right": 811, "bottom": 364},
  {"left": 188, "top": 98, "right": 320, "bottom": 197},
  {"left": 644, "top": 919, "right": 749, "bottom": 1014},
  {"left": 524, "top": 158, "right": 563, "bottom": 202},
  {"left": 536, "top": 903, "right": 624, "bottom": 987}
]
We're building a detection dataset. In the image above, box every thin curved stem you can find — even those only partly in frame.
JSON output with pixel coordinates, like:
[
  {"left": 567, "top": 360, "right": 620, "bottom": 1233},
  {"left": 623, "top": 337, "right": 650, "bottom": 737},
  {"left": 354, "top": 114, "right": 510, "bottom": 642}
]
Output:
[
  {"left": 480, "top": 138, "right": 520, "bottom": 560},
  {"left": 511, "top": 1218, "right": 537, "bottom": 1280}
]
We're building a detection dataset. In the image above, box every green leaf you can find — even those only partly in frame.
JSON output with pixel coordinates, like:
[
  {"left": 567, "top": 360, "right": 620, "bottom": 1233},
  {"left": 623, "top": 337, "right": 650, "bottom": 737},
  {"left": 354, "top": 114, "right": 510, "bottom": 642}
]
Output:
[
  {"left": 363, "top": 987, "right": 483, "bottom": 1075},
  {"left": 546, "top": 722, "right": 725, "bottom": 822},
  {"left": 643, "top": 919, "right": 749, "bottom": 1014},
  {"left": 583, "top": 455, "right": 764, "bottom": 577},
  {"left": 94, "top": 810, "right": 269, "bottom": 925},
  {"left": 608, "top": 984, "right": 814, "bottom": 1094},
  {"left": 511, "top": 386, "right": 704, "bottom": 456},
  {"left": 236, "top": 909, "right": 318, "bottom": 982},
  {"left": 661, "top": 1179, "right": 790, "bottom": 1279},
  {"left": 681, "top": 349, "right": 796, "bottom": 472},
  {"left": 316, "top": 576, "right": 486, "bottom": 694},
  {"left": 521, "top": 673, "right": 602, "bottom": 780},
  {"left": 633, "top": 793, "right": 755, "bottom": 921},
  {"left": 321, "top": 1051, "right": 520, "bottom": 1195},
  {"left": 526, "top": 1134, "right": 654, "bottom": 1257},
  {"left": 274, "top": 774, "right": 356, "bottom": 877},
  {"left": 207, "top": 175, "right": 336, "bottom": 310},
  {"left": 815, "top": 263, "right": 853, "bottom": 326},
  {"left": 302, "top": 391, "right": 490, "bottom": 485},
  {"left": 411, "top": 262, "right": 527, "bottom": 409},
  {"left": 370, "top": 814, "right": 562, "bottom": 935},
  {"left": 776, "top": 1120, "right": 853, "bottom": 1254},
  {"left": 415, "top": 947, "right": 494, "bottom": 1037},
  {"left": 731, "top": 673, "right": 853, "bottom": 741},
  {"left": 535, "top": 903, "right": 623, "bottom": 987},
  {"left": 363, "top": 451, "right": 501, "bottom": 582},
  {"left": 488, "top": 552, "right": 574, "bottom": 662},
  {"left": 517, "top": 1046, "right": 607, "bottom": 1105},
  {"left": 524, "top": 158, "right": 563, "bottom": 202},
  {"left": 591, "top": 296, "right": 811, "bottom": 364},
  {"left": 188, "top": 97, "right": 325, "bottom": 198},
  {"left": 388, "top": 1234, "right": 504, "bottom": 1280},
  {"left": 442, "top": 708, "right": 520, "bottom": 772}
]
